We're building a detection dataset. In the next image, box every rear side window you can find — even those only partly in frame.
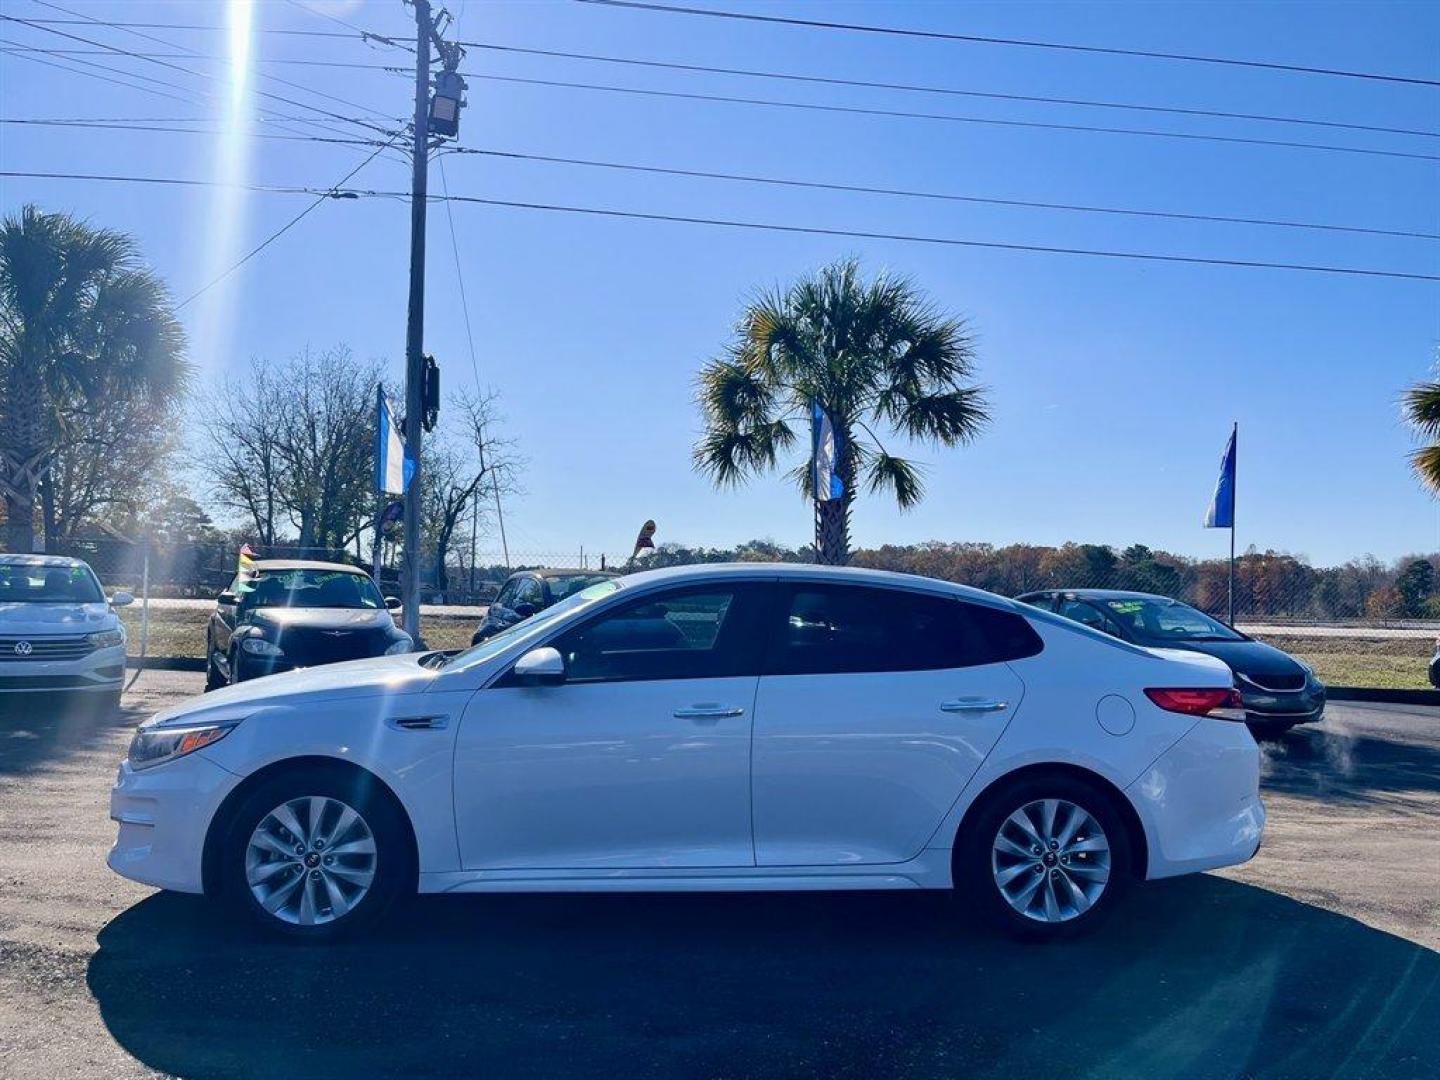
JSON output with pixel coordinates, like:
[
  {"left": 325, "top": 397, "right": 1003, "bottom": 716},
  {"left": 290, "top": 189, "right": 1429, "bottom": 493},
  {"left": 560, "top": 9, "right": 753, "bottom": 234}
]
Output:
[{"left": 765, "top": 585, "right": 1042, "bottom": 676}]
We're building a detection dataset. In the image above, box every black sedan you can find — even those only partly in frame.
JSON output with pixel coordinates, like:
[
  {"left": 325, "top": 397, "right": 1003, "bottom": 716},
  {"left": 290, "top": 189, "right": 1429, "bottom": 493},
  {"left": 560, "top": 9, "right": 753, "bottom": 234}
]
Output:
[
  {"left": 471, "top": 568, "right": 618, "bottom": 645},
  {"left": 1017, "top": 588, "right": 1325, "bottom": 735},
  {"left": 205, "top": 560, "right": 413, "bottom": 689}
]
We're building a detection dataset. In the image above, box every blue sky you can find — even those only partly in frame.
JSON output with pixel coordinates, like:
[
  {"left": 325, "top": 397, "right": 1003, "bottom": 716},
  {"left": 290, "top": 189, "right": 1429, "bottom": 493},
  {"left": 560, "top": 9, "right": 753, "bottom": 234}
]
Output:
[{"left": 2, "top": 0, "right": 1438, "bottom": 566}]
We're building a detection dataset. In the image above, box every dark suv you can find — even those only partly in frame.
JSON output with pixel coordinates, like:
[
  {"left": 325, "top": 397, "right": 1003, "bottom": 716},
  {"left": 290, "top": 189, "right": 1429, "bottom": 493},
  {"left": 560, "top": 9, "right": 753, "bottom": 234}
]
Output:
[
  {"left": 205, "top": 560, "right": 413, "bottom": 688},
  {"left": 470, "top": 569, "right": 618, "bottom": 645},
  {"left": 1017, "top": 589, "right": 1325, "bottom": 736}
]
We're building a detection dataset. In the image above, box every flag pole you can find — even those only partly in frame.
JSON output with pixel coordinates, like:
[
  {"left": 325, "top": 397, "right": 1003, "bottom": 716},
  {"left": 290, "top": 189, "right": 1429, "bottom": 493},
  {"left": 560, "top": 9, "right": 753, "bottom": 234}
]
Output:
[{"left": 1228, "top": 421, "right": 1237, "bottom": 626}]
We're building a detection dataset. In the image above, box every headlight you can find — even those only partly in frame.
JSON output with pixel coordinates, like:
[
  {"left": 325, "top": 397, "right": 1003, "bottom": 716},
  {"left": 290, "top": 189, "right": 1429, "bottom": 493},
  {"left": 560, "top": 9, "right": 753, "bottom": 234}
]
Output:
[
  {"left": 87, "top": 628, "right": 126, "bottom": 649},
  {"left": 240, "top": 637, "right": 284, "bottom": 657},
  {"left": 128, "top": 719, "right": 239, "bottom": 770},
  {"left": 384, "top": 636, "right": 414, "bottom": 655}
]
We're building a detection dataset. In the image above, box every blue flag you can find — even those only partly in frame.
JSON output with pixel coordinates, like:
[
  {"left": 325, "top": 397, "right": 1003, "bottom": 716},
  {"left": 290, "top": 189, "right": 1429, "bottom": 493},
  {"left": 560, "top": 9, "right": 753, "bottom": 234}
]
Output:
[
  {"left": 811, "top": 401, "right": 845, "bottom": 503},
  {"left": 1204, "top": 427, "right": 1236, "bottom": 528},
  {"left": 375, "top": 385, "right": 414, "bottom": 495}
]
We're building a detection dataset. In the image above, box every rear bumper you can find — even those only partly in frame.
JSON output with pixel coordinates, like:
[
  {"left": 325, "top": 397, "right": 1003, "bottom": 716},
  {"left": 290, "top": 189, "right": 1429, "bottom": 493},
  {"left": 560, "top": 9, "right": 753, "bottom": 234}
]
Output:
[
  {"left": 0, "top": 644, "right": 126, "bottom": 693},
  {"left": 1127, "top": 719, "right": 1266, "bottom": 880}
]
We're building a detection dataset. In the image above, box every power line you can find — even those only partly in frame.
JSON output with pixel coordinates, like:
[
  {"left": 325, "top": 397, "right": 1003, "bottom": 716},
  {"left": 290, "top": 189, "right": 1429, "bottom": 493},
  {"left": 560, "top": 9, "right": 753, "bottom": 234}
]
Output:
[
  {"left": 470, "top": 73, "right": 1440, "bottom": 162},
  {"left": 12, "top": 16, "right": 393, "bottom": 43},
  {"left": 0, "top": 40, "right": 195, "bottom": 106},
  {"left": 576, "top": 0, "right": 1440, "bottom": 88},
  {"left": 426, "top": 195, "right": 1440, "bottom": 282},
  {"left": 1, "top": 117, "right": 385, "bottom": 147},
  {"left": 9, "top": 38, "right": 1431, "bottom": 140},
  {"left": 444, "top": 147, "right": 1439, "bottom": 241},
  {"left": 175, "top": 134, "right": 403, "bottom": 310},
  {"left": 279, "top": 0, "right": 415, "bottom": 52},
  {"left": 7, "top": 167, "right": 1435, "bottom": 282},
  {"left": 456, "top": 43, "right": 1440, "bottom": 141},
  {"left": 0, "top": 13, "right": 403, "bottom": 140}
]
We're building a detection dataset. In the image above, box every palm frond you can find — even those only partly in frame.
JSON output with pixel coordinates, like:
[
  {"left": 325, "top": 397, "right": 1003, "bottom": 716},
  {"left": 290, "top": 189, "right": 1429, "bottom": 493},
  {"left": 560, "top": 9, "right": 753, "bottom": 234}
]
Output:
[
  {"left": 892, "top": 387, "right": 991, "bottom": 445},
  {"left": 865, "top": 451, "right": 925, "bottom": 510},
  {"left": 1412, "top": 445, "right": 1440, "bottom": 494},
  {"left": 1404, "top": 382, "right": 1440, "bottom": 438}
]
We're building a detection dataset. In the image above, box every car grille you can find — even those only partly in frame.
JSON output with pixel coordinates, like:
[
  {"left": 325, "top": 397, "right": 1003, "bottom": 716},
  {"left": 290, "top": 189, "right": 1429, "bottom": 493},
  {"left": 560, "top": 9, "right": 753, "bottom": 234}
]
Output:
[
  {"left": 0, "top": 635, "right": 96, "bottom": 662},
  {"left": 1240, "top": 671, "right": 1307, "bottom": 692},
  {"left": 275, "top": 627, "right": 389, "bottom": 665}
]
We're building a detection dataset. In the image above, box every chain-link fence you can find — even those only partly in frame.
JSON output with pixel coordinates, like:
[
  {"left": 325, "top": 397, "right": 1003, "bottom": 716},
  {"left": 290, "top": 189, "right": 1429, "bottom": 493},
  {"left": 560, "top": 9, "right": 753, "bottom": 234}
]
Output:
[{"left": 3, "top": 536, "right": 1435, "bottom": 690}]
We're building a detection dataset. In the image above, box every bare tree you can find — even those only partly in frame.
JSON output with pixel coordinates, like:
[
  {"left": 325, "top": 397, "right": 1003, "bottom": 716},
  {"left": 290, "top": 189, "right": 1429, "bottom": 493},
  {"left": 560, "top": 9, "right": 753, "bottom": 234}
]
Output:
[
  {"left": 201, "top": 346, "right": 380, "bottom": 552},
  {"left": 421, "top": 389, "right": 519, "bottom": 594}
]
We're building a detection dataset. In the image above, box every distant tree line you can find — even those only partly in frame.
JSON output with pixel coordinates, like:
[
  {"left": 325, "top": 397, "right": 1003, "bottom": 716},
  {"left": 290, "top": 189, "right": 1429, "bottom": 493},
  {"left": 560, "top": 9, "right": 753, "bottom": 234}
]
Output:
[{"left": 636, "top": 539, "right": 1440, "bottom": 622}]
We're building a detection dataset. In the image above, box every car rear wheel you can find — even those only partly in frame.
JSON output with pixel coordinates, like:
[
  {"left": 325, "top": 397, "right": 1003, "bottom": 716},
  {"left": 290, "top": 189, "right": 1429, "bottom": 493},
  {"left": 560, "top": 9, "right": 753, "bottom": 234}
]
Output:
[
  {"left": 957, "top": 773, "right": 1131, "bottom": 940},
  {"left": 220, "top": 766, "right": 411, "bottom": 941}
]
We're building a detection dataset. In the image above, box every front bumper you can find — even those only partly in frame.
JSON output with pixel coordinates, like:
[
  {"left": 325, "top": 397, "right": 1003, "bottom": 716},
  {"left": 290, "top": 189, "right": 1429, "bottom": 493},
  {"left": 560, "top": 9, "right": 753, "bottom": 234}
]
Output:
[
  {"left": 1127, "top": 718, "right": 1266, "bottom": 880},
  {"left": 1240, "top": 682, "right": 1326, "bottom": 727},
  {"left": 108, "top": 752, "right": 241, "bottom": 894},
  {"left": 0, "top": 643, "right": 126, "bottom": 693}
]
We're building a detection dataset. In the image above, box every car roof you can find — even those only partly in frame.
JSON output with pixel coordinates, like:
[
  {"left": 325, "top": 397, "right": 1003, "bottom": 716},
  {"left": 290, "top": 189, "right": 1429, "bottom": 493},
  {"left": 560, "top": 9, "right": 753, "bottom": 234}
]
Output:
[
  {"left": 0, "top": 554, "right": 92, "bottom": 569},
  {"left": 250, "top": 559, "right": 368, "bottom": 575},
  {"left": 511, "top": 568, "right": 619, "bottom": 579},
  {"left": 1049, "top": 588, "right": 1175, "bottom": 601},
  {"left": 613, "top": 563, "right": 1023, "bottom": 612}
]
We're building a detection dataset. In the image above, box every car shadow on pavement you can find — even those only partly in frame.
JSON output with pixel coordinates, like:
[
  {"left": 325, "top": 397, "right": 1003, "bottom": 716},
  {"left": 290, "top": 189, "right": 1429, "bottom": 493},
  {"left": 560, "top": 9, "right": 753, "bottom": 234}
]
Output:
[
  {"left": 1257, "top": 722, "right": 1440, "bottom": 807},
  {"left": 0, "top": 693, "right": 139, "bottom": 776},
  {"left": 88, "top": 876, "right": 1437, "bottom": 1080}
]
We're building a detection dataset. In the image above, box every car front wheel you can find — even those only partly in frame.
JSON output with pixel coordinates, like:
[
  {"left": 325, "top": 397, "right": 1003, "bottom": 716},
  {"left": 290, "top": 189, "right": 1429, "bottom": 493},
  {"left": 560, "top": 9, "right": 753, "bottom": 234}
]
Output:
[
  {"left": 957, "top": 773, "right": 1131, "bottom": 940},
  {"left": 220, "top": 766, "right": 412, "bottom": 940}
]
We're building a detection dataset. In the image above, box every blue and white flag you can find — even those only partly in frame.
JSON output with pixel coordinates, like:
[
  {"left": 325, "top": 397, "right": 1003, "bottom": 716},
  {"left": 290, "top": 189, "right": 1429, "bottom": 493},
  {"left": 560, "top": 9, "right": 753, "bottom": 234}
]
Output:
[
  {"left": 375, "top": 385, "right": 413, "bottom": 495},
  {"left": 811, "top": 401, "right": 845, "bottom": 503},
  {"left": 1204, "top": 426, "right": 1236, "bottom": 528}
]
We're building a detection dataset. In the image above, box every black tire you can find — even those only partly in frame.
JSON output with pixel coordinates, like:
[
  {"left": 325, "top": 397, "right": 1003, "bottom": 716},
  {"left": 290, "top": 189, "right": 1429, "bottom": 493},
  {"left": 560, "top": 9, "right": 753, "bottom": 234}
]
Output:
[
  {"left": 204, "top": 636, "right": 225, "bottom": 691},
  {"left": 218, "top": 764, "right": 413, "bottom": 942},
  {"left": 956, "top": 772, "right": 1132, "bottom": 941}
]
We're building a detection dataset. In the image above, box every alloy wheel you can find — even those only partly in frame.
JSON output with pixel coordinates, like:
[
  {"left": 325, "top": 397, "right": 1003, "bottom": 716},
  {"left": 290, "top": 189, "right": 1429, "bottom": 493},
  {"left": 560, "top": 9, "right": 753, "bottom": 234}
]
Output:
[
  {"left": 990, "top": 798, "right": 1111, "bottom": 923},
  {"left": 245, "top": 796, "right": 377, "bottom": 926}
]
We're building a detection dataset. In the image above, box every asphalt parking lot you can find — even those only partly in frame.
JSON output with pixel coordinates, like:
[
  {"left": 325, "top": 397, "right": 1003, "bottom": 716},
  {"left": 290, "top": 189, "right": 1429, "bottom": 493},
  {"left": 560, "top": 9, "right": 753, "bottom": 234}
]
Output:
[{"left": 1, "top": 672, "right": 1436, "bottom": 1079}]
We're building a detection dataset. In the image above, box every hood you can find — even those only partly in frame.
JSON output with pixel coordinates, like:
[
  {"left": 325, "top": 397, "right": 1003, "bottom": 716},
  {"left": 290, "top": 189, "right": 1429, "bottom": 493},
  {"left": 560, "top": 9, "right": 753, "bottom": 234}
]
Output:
[
  {"left": 249, "top": 607, "right": 395, "bottom": 632},
  {"left": 0, "top": 601, "right": 117, "bottom": 636},
  {"left": 1160, "top": 638, "right": 1305, "bottom": 679},
  {"left": 156, "top": 652, "right": 436, "bottom": 724}
]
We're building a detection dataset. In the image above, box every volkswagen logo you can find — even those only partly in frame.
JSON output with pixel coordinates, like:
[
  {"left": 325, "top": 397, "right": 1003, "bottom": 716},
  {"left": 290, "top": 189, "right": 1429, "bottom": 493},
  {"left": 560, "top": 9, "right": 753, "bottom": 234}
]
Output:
[{"left": 13, "top": 640, "right": 33, "bottom": 656}]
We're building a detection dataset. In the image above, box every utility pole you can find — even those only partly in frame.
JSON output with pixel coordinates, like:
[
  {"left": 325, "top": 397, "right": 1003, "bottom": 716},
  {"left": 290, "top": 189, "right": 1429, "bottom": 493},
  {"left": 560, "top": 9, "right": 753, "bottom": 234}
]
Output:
[
  {"left": 400, "top": 0, "right": 465, "bottom": 640},
  {"left": 401, "top": 0, "right": 431, "bottom": 642}
]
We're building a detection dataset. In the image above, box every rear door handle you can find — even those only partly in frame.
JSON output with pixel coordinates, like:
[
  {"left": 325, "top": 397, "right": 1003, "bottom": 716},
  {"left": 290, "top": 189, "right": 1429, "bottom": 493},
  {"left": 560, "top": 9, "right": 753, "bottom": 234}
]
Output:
[
  {"left": 673, "top": 705, "right": 746, "bottom": 722},
  {"left": 940, "top": 698, "right": 1009, "bottom": 713}
]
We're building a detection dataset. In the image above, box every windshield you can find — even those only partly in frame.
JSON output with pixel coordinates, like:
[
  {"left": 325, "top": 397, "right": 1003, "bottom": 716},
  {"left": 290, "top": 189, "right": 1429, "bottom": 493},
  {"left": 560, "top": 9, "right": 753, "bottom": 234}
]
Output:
[
  {"left": 0, "top": 563, "right": 105, "bottom": 604},
  {"left": 445, "top": 579, "right": 621, "bottom": 671},
  {"left": 1101, "top": 597, "right": 1243, "bottom": 644},
  {"left": 238, "top": 569, "right": 385, "bottom": 610},
  {"left": 548, "top": 574, "right": 615, "bottom": 601}
]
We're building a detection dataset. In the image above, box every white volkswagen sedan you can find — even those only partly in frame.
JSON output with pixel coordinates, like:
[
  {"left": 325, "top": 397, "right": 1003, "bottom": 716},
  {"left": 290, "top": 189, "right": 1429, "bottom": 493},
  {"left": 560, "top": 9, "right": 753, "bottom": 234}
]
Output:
[
  {"left": 1, "top": 554, "right": 131, "bottom": 705},
  {"left": 108, "top": 564, "right": 1264, "bottom": 941}
]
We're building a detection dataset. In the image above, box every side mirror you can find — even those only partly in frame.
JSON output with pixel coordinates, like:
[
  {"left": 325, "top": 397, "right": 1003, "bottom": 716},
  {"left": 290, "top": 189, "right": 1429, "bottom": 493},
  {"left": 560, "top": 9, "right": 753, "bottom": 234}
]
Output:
[
  {"left": 217, "top": 591, "right": 238, "bottom": 606},
  {"left": 385, "top": 596, "right": 402, "bottom": 611},
  {"left": 513, "top": 601, "right": 539, "bottom": 618},
  {"left": 513, "top": 646, "right": 564, "bottom": 687},
  {"left": 110, "top": 591, "right": 134, "bottom": 607}
]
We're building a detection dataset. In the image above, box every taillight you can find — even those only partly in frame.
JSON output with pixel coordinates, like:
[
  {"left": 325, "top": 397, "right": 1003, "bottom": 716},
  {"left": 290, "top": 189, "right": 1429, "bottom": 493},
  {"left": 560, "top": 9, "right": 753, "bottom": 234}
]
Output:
[{"left": 1144, "top": 687, "right": 1247, "bottom": 721}]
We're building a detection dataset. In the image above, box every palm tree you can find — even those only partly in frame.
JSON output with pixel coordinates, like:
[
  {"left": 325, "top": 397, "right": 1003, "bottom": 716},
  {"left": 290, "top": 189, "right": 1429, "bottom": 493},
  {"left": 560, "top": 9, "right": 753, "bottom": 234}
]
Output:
[
  {"left": 0, "top": 205, "right": 190, "bottom": 552},
  {"left": 694, "top": 258, "right": 988, "bottom": 564},
  {"left": 1403, "top": 379, "right": 1440, "bottom": 494}
]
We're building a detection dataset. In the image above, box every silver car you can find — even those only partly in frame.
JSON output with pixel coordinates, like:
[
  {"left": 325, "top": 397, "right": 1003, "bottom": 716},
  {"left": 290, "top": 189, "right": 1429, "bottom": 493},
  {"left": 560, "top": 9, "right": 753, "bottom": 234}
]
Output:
[{"left": 0, "top": 554, "right": 131, "bottom": 706}]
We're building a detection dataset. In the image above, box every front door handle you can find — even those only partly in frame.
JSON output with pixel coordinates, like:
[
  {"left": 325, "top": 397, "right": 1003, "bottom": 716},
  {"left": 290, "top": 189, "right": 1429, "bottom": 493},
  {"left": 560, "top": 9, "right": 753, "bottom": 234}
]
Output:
[
  {"left": 673, "top": 704, "right": 746, "bottom": 722},
  {"left": 940, "top": 698, "right": 1009, "bottom": 713}
]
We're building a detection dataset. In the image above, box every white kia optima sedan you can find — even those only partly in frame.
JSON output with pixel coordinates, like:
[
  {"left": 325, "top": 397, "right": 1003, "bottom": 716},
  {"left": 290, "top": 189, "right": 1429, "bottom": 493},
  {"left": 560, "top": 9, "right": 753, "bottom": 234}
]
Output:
[{"left": 108, "top": 564, "right": 1264, "bottom": 941}]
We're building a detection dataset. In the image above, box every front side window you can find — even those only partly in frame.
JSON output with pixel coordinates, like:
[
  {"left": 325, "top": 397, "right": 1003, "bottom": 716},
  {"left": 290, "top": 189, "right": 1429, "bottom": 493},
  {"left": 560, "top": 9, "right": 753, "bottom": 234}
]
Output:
[
  {"left": 238, "top": 570, "right": 384, "bottom": 611},
  {"left": 552, "top": 586, "right": 761, "bottom": 683},
  {"left": 766, "top": 585, "right": 1042, "bottom": 676},
  {"left": 452, "top": 579, "right": 622, "bottom": 672},
  {"left": 0, "top": 563, "right": 104, "bottom": 604}
]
